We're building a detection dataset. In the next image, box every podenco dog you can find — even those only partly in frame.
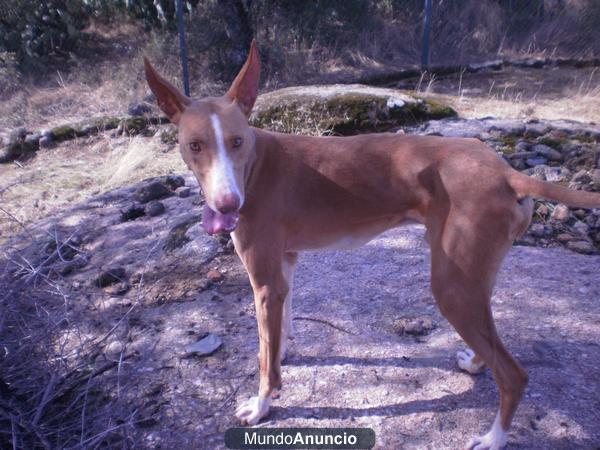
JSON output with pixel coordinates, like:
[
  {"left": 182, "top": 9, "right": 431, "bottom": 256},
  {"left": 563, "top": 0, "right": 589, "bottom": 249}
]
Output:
[{"left": 145, "top": 41, "right": 600, "bottom": 449}]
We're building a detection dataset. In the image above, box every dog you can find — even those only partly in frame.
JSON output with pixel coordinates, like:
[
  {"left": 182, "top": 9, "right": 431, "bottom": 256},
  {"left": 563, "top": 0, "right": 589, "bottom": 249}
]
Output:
[{"left": 144, "top": 40, "right": 600, "bottom": 449}]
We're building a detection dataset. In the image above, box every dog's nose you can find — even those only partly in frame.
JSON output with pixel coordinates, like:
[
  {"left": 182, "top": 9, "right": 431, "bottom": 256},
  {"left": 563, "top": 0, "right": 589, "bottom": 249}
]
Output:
[{"left": 215, "top": 193, "right": 241, "bottom": 214}]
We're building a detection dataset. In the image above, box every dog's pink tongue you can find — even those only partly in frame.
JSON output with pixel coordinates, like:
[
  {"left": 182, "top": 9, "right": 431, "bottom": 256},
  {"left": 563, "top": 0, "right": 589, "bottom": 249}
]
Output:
[{"left": 202, "top": 205, "right": 239, "bottom": 235}]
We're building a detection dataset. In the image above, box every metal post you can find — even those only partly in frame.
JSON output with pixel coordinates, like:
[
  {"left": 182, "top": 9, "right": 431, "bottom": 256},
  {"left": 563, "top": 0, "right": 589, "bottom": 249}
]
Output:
[
  {"left": 177, "top": 0, "right": 190, "bottom": 96},
  {"left": 421, "top": 0, "right": 432, "bottom": 69}
]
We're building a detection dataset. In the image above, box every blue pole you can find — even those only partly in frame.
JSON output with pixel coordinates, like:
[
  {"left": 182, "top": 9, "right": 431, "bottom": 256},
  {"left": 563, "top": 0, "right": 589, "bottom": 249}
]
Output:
[
  {"left": 421, "top": 0, "right": 432, "bottom": 69},
  {"left": 177, "top": 0, "right": 190, "bottom": 96}
]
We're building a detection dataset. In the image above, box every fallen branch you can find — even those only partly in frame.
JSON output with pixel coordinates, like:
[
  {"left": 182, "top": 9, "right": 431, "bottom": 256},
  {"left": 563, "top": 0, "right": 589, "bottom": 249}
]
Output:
[{"left": 293, "top": 316, "right": 356, "bottom": 335}]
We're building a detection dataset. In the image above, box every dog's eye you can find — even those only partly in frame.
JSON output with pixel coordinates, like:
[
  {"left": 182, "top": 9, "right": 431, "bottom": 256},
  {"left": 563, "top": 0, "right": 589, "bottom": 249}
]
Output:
[
  {"left": 189, "top": 141, "right": 201, "bottom": 152},
  {"left": 232, "top": 137, "right": 243, "bottom": 148}
]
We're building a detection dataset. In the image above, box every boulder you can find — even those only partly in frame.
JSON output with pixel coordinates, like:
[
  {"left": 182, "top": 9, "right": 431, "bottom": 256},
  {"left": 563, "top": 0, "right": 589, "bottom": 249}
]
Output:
[{"left": 250, "top": 84, "right": 456, "bottom": 135}]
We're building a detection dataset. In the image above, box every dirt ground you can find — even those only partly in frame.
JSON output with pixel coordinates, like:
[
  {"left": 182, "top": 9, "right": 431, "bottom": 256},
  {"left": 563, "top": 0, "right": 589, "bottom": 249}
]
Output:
[
  {"left": 2, "top": 171, "right": 598, "bottom": 449},
  {"left": 149, "top": 225, "right": 600, "bottom": 449},
  {"left": 1, "top": 64, "right": 599, "bottom": 449}
]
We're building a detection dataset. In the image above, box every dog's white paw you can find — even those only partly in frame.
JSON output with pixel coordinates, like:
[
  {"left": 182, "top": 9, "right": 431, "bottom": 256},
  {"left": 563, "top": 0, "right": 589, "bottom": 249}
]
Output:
[
  {"left": 457, "top": 348, "right": 486, "bottom": 374},
  {"left": 465, "top": 428, "right": 507, "bottom": 450},
  {"left": 235, "top": 396, "right": 270, "bottom": 425},
  {"left": 465, "top": 412, "right": 507, "bottom": 450}
]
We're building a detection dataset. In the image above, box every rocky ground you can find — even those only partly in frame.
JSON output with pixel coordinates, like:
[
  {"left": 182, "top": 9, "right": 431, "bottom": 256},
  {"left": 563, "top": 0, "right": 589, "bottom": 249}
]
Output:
[
  {"left": 0, "top": 81, "right": 599, "bottom": 449},
  {"left": 1, "top": 167, "right": 599, "bottom": 449}
]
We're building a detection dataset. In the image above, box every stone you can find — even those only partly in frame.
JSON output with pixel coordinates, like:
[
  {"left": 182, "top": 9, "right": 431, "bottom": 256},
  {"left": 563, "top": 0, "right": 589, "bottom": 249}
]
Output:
[
  {"left": 164, "top": 175, "right": 185, "bottom": 190},
  {"left": 536, "top": 205, "right": 550, "bottom": 217},
  {"left": 529, "top": 223, "right": 547, "bottom": 238},
  {"left": 184, "top": 333, "right": 222, "bottom": 356},
  {"left": 120, "top": 203, "right": 146, "bottom": 222},
  {"left": 557, "top": 233, "right": 574, "bottom": 243},
  {"left": 104, "top": 281, "right": 131, "bottom": 295},
  {"left": 39, "top": 136, "right": 53, "bottom": 148},
  {"left": 96, "top": 267, "right": 127, "bottom": 287},
  {"left": 572, "top": 170, "right": 592, "bottom": 184},
  {"left": 532, "top": 144, "right": 562, "bottom": 161},
  {"left": 551, "top": 204, "right": 570, "bottom": 222},
  {"left": 23, "top": 133, "right": 40, "bottom": 151},
  {"left": 393, "top": 317, "right": 437, "bottom": 336},
  {"left": 571, "top": 221, "right": 590, "bottom": 236},
  {"left": 105, "top": 340, "right": 126, "bottom": 355},
  {"left": 176, "top": 186, "right": 191, "bottom": 198},
  {"left": 250, "top": 84, "right": 455, "bottom": 135},
  {"left": 566, "top": 240, "right": 595, "bottom": 255},
  {"left": 207, "top": 269, "right": 223, "bottom": 282},
  {"left": 526, "top": 157, "right": 548, "bottom": 167},
  {"left": 128, "top": 101, "right": 153, "bottom": 117},
  {"left": 134, "top": 181, "right": 172, "bottom": 203},
  {"left": 515, "top": 141, "right": 529, "bottom": 152},
  {"left": 145, "top": 200, "right": 165, "bottom": 217}
]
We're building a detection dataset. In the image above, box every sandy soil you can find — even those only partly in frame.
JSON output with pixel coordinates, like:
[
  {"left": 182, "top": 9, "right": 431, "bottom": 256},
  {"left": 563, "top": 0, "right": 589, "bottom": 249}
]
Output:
[{"left": 4, "top": 172, "right": 597, "bottom": 449}]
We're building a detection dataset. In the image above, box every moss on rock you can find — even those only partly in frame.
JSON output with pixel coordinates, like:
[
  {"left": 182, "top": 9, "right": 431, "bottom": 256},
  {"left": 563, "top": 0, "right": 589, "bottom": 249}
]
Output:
[
  {"left": 51, "top": 125, "right": 76, "bottom": 142},
  {"left": 250, "top": 85, "right": 456, "bottom": 136}
]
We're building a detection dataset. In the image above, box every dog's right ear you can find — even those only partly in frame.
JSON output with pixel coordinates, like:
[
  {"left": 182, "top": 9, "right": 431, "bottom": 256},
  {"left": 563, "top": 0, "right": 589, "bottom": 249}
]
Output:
[{"left": 144, "top": 57, "right": 190, "bottom": 125}]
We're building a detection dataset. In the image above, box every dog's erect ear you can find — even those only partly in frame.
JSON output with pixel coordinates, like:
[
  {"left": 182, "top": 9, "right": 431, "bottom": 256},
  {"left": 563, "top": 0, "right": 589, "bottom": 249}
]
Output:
[
  {"left": 144, "top": 57, "right": 190, "bottom": 125},
  {"left": 226, "top": 39, "right": 261, "bottom": 117}
]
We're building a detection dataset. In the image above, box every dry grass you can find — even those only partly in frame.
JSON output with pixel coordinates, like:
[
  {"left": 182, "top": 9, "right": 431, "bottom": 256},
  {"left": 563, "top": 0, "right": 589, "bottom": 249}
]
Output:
[
  {"left": 415, "top": 65, "right": 600, "bottom": 123},
  {"left": 0, "top": 134, "right": 186, "bottom": 242}
]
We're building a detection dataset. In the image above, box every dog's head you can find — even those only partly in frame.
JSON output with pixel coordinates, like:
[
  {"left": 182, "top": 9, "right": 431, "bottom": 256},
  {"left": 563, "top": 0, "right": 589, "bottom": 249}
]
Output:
[{"left": 144, "top": 40, "right": 260, "bottom": 235}]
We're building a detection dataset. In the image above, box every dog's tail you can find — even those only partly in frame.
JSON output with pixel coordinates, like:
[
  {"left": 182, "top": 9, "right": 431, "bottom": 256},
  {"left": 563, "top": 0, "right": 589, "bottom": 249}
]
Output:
[{"left": 508, "top": 170, "right": 600, "bottom": 208}]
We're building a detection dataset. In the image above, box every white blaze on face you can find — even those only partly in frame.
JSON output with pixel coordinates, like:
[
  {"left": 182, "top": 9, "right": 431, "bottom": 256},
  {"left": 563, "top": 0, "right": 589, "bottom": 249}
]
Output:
[{"left": 208, "top": 113, "right": 243, "bottom": 210}]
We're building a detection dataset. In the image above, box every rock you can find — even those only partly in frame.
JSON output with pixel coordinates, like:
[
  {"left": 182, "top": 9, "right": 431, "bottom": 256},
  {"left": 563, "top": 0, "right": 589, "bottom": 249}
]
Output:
[
  {"left": 566, "top": 240, "right": 595, "bottom": 255},
  {"left": 572, "top": 170, "right": 592, "bottom": 184},
  {"left": 164, "top": 175, "right": 185, "bottom": 190},
  {"left": 119, "top": 117, "right": 150, "bottom": 135},
  {"left": 532, "top": 144, "right": 562, "bottom": 161},
  {"left": 40, "top": 129, "right": 53, "bottom": 138},
  {"left": 105, "top": 340, "right": 126, "bottom": 355},
  {"left": 536, "top": 205, "right": 550, "bottom": 217},
  {"left": 571, "top": 221, "right": 589, "bottom": 236},
  {"left": 509, "top": 151, "right": 536, "bottom": 160},
  {"left": 393, "top": 317, "right": 437, "bottom": 336},
  {"left": 134, "top": 181, "right": 172, "bottom": 203},
  {"left": 176, "top": 186, "right": 191, "bottom": 198},
  {"left": 557, "top": 233, "right": 574, "bottom": 243},
  {"left": 157, "top": 124, "right": 178, "bottom": 144},
  {"left": 526, "top": 157, "right": 548, "bottom": 167},
  {"left": 589, "top": 169, "right": 600, "bottom": 184},
  {"left": 551, "top": 204, "right": 570, "bottom": 222},
  {"left": 250, "top": 84, "right": 455, "bottom": 135},
  {"left": 96, "top": 267, "right": 127, "bottom": 287},
  {"left": 529, "top": 223, "right": 547, "bottom": 238},
  {"left": 128, "top": 101, "right": 153, "bottom": 117},
  {"left": 39, "top": 136, "right": 53, "bottom": 148},
  {"left": 207, "top": 269, "right": 223, "bottom": 282},
  {"left": 145, "top": 200, "right": 165, "bottom": 217},
  {"left": 524, "top": 122, "right": 551, "bottom": 138},
  {"left": 515, "top": 141, "right": 529, "bottom": 152},
  {"left": 23, "top": 133, "right": 40, "bottom": 151},
  {"left": 516, "top": 235, "right": 537, "bottom": 246},
  {"left": 184, "top": 333, "right": 222, "bottom": 356},
  {"left": 51, "top": 125, "right": 76, "bottom": 142},
  {"left": 104, "top": 281, "right": 131, "bottom": 295},
  {"left": 120, "top": 203, "right": 146, "bottom": 222},
  {"left": 468, "top": 60, "right": 503, "bottom": 72}
]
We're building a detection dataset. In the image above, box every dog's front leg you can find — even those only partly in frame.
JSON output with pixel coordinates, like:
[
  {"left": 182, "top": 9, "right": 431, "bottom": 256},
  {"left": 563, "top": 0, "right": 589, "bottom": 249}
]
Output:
[{"left": 235, "top": 250, "right": 288, "bottom": 425}]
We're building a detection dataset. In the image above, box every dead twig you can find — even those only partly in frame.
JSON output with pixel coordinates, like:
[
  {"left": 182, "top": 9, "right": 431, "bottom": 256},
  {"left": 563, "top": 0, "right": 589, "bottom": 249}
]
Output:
[{"left": 293, "top": 316, "right": 356, "bottom": 335}]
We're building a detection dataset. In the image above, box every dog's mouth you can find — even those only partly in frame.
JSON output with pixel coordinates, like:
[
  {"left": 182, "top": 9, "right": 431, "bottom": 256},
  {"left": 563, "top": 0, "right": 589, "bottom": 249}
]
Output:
[{"left": 202, "top": 205, "right": 239, "bottom": 235}]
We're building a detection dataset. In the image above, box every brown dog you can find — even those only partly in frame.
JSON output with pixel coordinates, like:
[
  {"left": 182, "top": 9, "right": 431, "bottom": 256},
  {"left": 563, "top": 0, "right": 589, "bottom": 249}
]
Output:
[{"left": 145, "top": 41, "right": 600, "bottom": 449}]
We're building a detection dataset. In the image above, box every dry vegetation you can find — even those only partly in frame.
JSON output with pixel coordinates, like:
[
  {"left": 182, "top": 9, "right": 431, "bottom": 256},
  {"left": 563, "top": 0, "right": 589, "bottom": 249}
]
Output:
[{"left": 1, "top": 1, "right": 600, "bottom": 448}]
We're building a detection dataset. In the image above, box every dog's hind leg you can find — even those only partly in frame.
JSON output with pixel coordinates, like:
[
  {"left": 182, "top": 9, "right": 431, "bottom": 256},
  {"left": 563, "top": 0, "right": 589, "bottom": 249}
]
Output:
[
  {"left": 428, "top": 214, "right": 528, "bottom": 450},
  {"left": 280, "top": 252, "right": 298, "bottom": 362}
]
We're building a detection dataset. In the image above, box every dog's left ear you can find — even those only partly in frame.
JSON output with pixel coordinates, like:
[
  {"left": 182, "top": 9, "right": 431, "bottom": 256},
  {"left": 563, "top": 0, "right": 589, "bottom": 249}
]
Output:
[{"left": 226, "top": 39, "right": 261, "bottom": 117}]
